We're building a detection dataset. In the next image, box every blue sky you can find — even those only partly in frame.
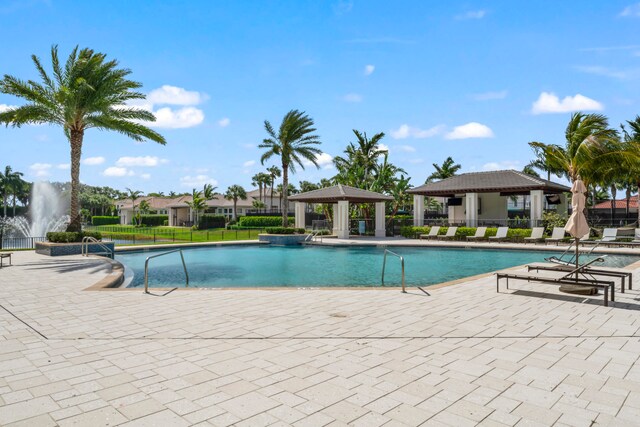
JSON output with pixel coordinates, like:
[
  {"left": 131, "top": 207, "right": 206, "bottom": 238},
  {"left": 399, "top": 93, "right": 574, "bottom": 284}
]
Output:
[{"left": 1, "top": 0, "right": 639, "bottom": 193}]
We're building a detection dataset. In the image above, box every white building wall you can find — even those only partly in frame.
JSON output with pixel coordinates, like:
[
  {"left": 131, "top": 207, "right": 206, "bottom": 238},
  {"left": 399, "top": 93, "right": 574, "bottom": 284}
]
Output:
[{"left": 477, "top": 192, "right": 508, "bottom": 223}]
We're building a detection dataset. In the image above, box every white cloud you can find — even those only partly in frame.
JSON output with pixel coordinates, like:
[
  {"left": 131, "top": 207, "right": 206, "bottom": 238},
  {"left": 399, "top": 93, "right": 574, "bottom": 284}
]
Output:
[
  {"left": 0, "top": 104, "right": 17, "bottom": 113},
  {"left": 445, "top": 122, "right": 494, "bottom": 140},
  {"left": 531, "top": 92, "right": 603, "bottom": 114},
  {"left": 377, "top": 143, "right": 390, "bottom": 154},
  {"left": 140, "top": 173, "right": 151, "bottom": 180},
  {"left": 147, "top": 85, "right": 208, "bottom": 106},
  {"left": 455, "top": 10, "right": 486, "bottom": 20},
  {"left": 397, "top": 145, "right": 416, "bottom": 153},
  {"left": 302, "top": 152, "right": 334, "bottom": 170},
  {"left": 116, "top": 156, "right": 168, "bottom": 167},
  {"left": 180, "top": 175, "right": 218, "bottom": 188},
  {"left": 57, "top": 163, "right": 70, "bottom": 170},
  {"left": 620, "top": 3, "right": 640, "bottom": 16},
  {"left": 30, "top": 163, "right": 52, "bottom": 177},
  {"left": 243, "top": 160, "right": 256, "bottom": 168},
  {"left": 343, "top": 93, "right": 362, "bottom": 103},
  {"left": 575, "top": 65, "right": 635, "bottom": 79},
  {"left": 218, "top": 117, "right": 230, "bottom": 127},
  {"left": 103, "top": 167, "right": 131, "bottom": 177},
  {"left": 151, "top": 106, "right": 205, "bottom": 129},
  {"left": 82, "top": 156, "right": 105, "bottom": 166},
  {"left": 364, "top": 65, "right": 375, "bottom": 76},
  {"left": 482, "top": 160, "right": 521, "bottom": 171},
  {"left": 390, "top": 124, "right": 444, "bottom": 139},
  {"left": 472, "top": 90, "right": 508, "bottom": 101}
]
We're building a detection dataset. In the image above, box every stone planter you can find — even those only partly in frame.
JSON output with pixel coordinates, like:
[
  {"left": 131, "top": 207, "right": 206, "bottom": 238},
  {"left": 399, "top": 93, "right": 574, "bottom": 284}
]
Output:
[
  {"left": 35, "top": 241, "right": 115, "bottom": 257},
  {"left": 258, "top": 234, "right": 309, "bottom": 246}
]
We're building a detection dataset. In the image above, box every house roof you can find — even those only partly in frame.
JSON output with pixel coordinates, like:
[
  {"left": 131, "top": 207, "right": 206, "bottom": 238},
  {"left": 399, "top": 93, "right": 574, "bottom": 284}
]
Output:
[
  {"left": 593, "top": 199, "right": 638, "bottom": 210},
  {"left": 115, "top": 196, "right": 177, "bottom": 210},
  {"left": 289, "top": 184, "right": 393, "bottom": 203},
  {"left": 407, "top": 170, "right": 571, "bottom": 196}
]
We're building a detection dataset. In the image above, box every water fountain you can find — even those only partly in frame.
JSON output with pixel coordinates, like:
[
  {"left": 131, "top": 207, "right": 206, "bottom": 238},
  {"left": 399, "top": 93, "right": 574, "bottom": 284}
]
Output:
[{"left": 1, "top": 181, "right": 69, "bottom": 240}]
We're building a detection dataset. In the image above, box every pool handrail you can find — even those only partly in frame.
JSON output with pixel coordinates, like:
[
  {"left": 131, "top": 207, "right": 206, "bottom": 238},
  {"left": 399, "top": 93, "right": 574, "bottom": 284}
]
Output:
[
  {"left": 81, "top": 236, "right": 114, "bottom": 259},
  {"left": 382, "top": 249, "right": 406, "bottom": 293},
  {"left": 144, "top": 249, "right": 189, "bottom": 293}
]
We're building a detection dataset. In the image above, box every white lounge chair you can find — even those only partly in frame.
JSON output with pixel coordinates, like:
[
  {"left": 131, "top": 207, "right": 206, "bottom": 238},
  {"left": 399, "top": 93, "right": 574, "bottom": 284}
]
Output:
[
  {"left": 419, "top": 226, "right": 440, "bottom": 240},
  {"left": 599, "top": 228, "right": 618, "bottom": 243},
  {"left": 437, "top": 226, "right": 458, "bottom": 240},
  {"left": 467, "top": 226, "right": 487, "bottom": 241},
  {"left": 489, "top": 227, "right": 509, "bottom": 242},
  {"left": 632, "top": 228, "right": 640, "bottom": 244},
  {"left": 545, "top": 227, "right": 566, "bottom": 245},
  {"left": 524, "top": 227, "right": 545, "bottom": 243}
]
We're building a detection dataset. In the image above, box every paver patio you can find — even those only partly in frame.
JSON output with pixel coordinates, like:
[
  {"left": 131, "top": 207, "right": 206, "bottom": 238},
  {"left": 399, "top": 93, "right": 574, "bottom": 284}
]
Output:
[{"left": 1, "top": 246, "right": 640, "bottom": 426}]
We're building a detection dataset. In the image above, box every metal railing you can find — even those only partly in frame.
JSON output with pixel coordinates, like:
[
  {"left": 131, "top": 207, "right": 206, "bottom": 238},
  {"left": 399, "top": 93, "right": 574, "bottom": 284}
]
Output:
[
  {"left": 81, "top": 236, "right": 114, "bottom": 259},
  {"left": 144, "top": 249, "right": 189, "bottom": 293},
  {"left": 381, "top": 249, "right": 406, "bottom": 293},
  {"left": 0, "top": 236, "right": 46, "bottom": 249}
]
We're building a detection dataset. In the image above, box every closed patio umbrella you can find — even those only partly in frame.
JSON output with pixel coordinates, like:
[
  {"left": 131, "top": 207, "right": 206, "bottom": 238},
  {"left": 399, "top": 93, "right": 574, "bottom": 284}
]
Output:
[{"left": 562, "top": 178, "right": 592, "bottom": 292}]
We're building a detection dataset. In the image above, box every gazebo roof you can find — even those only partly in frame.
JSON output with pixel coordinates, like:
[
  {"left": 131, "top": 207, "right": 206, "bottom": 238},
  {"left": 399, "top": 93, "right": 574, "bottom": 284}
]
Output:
[
  {"left": 408, "top": 170, "right": 570, "bottom": 196},
  {"left": 289, "top": 184, "right": 393, "bottom": 203}
]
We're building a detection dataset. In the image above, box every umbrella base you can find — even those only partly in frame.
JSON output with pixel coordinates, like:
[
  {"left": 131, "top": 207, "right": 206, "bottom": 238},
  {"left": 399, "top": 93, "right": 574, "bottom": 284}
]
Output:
[{"left": 559, "top": 284, "right": 598, "bottom": 295}]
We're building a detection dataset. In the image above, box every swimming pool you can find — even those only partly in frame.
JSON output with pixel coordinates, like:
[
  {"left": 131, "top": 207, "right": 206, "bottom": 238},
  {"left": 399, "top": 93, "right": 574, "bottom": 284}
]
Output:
[{"left": 116, "top": 245, "right": 638, "bottom": 289}]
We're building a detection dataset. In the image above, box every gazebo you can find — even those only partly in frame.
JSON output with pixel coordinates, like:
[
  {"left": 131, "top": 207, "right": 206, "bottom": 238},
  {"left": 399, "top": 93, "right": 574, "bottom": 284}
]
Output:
[
  {"left": 408, "top": 170, "right": 570, "bottom": 227},
  {"left": 289, "top": 184, "right": 393, "bottom": 238}
]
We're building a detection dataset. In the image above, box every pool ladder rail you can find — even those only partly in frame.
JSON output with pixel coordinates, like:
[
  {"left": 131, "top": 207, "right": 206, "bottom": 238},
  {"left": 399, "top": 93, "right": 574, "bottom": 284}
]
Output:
[
  {"left": 144, "top": 249, "right": 189, "bottom": 294},
  {"left": 81, "top": 236, "right": 114, "bottom": 259},
  {"left": 381, "top": 249, "right": 406, "bottom": 293}
]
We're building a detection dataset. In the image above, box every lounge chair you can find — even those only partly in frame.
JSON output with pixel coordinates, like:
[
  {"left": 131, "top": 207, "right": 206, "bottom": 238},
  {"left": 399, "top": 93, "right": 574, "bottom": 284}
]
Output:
[
  {"left": 0, "top": 252, "right": 12, "bottom": 268},
  {"left": 545, "top": 227, "right": 566, "bottom": 245},
  {"left": 527, "top": 263, "right": 632, "bottom": 293},
  {"left": 596, "top": 228, "right": 618, "bottom": 244},
  {"left": 633, "top": 228, "right": 640, "bottom": 244},
  {"left": 489, "top": 227, "right": 509, "bottom": 242},
  {"left": 524, "top": 227, "right": 545, "bottom": 243},
  {"left": 419, "top": 226, "right": 440, "bottom": 240},
  {"left": 436, "top": 226, "right": 458, "bottom": 240},
  {"left": 466, "top": 226, "right": 487, "bottom": 241}
]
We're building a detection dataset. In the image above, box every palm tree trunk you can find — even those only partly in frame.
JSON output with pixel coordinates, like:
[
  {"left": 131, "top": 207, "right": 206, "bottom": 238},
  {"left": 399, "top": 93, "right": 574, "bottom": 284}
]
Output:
[
  {"left": 233, "top": 199, "right": 238, "bottom": 221},
  {"left": 626, "top": 187, "right": 631, "bottom": 222},
  {"left": 611, "top": 185, "right": 617, "bottom": 226},
  {"left": 2, "top": 191, "right": 6, "bottom": 217},
  {"left": 67, "top": 130, "right": 83, "bottom": 232},
  {"left": 12, "top": 194, "right": 16, "bottom": 217},
  {"left": 282, "top": 164, "right": 289, "bottom": 227},
  {"left": 270, "top": 179, "right": 274, "bottom": 212}
]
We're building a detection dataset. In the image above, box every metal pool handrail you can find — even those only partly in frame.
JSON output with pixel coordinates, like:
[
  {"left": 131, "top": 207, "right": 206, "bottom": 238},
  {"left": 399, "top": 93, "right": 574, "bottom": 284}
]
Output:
[
  {"left": 381, "top": 249, "right": 406, "bottom": 293},
  {"left": 144, "top": 249, "right": 189, "bottom": 293},
  {"left": 81, "top": 236, "right": 114, "bottom": 259}
]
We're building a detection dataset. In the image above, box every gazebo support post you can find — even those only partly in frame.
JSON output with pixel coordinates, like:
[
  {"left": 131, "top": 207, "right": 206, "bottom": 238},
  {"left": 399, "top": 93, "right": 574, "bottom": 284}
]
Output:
[
  {"left": 294, "top": 202, "right": 306, "bottom": 229},
  {"left": 375, "top": 202, "right": 386, "bottom": 237},
  {"left": 465, "top": 193, "right": 478, "bottom": 227},
  {"left": 530, "top": 190, "right": 544, "bottom": 228},
  {"left": 413, "top": 195, "right": 424, "bottom": 226},
  {"left": 336, "top": 200, "right": 350, "bottom": 239}
]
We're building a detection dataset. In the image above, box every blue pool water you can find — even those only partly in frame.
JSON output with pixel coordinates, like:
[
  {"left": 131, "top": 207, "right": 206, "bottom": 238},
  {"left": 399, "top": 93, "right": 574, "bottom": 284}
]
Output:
[{"left": 116, "top": 245, "right": 638, "bottom": 288}]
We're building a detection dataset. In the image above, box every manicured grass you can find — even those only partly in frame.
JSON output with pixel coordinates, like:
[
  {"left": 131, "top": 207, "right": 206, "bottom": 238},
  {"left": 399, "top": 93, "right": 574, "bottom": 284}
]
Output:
[{"left": 85, "top": 225, "right": 264, "bottom": 245}]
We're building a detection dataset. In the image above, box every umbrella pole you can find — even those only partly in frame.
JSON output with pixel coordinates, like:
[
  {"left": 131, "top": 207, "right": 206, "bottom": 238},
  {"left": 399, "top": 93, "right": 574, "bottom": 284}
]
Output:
[{"left": 574, "top": 237, "right": 579, "bottom": 282}]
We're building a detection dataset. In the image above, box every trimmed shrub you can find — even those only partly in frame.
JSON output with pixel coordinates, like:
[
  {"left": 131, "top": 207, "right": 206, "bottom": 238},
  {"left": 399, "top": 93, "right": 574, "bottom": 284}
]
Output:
[
  {"left": 46, "top": 231, "right": 103, "bottom": 243},
  {"left": 163, "top": 220, "right": 169, "bottom": 226},
  {"left": 198, "top": 214, "right": 225, "bottom": 230},
  {"left": 92, "top": 216, "right": 120, "bottom": 226},
  {"left": 239, "top": 216, "right": 294, "bottom": 227},
  {"left": 139, "top": 215, "right": 168, "bottom": 227},
  {"left": 264, "top": 227, "right": 306, "bottom": 234},
  {"left": 400, "top": 226, "right": 534, "bottom": 240}
]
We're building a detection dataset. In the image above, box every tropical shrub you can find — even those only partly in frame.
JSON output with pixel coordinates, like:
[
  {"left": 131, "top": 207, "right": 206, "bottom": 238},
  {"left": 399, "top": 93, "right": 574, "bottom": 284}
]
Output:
[
  {"left": 239, "top": 216, "right": 294, "bottom": 227},
  {"left": 542, "top": 211, "right": 567, "bottom": 234},
  {"left": 265, "top": 227, "right": 305, "bottom": 234},
  {"left": 46, "top": 231, "right": 102, "bottom": 243},
  {"left": 92, "top": 216, "right": 120, "bottom": 226},
  {"left": 198, "top": 214, "right": 226, "bottom": 230},
  {"left": 139, "top": 215, "right": 168, "bottom": 227}
]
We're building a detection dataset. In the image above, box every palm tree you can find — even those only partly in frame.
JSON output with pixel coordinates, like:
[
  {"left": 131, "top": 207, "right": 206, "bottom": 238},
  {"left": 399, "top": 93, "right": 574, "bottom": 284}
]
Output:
[
  {"left": 224, "top": 185, "right": 247, "bottom": 221},
  {"left": 260, "top": 110, "right": 322, "bottom": 227},
  {"left": 334, "top": 130, "right": 386, "bottom": 185},
  {"left": 138, "top": 200, "right": 150, "bottom": 216},
  {"left": 388, "top": 175, "right": 413, "bottom": 220},
  {"left": 125, "top": 188, "right": 142, "bottom": 226},
  {"left": 185, "top": 188, "right": 206, "bottom": 226},
  {"left": 621, "top": 116, "right": 640, "bottom": 223},
  {"left": 0, "top": 46, "right": 166, "bottom": 231},
  {"left": 251, "top": 173, "right": 264, "bottom": 204},
  {"left": 425, "top": 157, "right": 461, "bottom": 183},
  {"left": 267, "top": 166, "right": 281, "bottom": 211},
  {"left": 526, "top": 144, "right": 565, "bottom": 181},
  {"left": 0, "top": 166, "right": 24, "bottom": 217}
]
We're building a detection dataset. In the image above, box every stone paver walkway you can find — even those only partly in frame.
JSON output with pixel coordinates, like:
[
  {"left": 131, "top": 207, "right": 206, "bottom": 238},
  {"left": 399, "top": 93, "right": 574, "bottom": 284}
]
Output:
[{"left": 1, "top": 249, "right": 640, "bottom": 426}]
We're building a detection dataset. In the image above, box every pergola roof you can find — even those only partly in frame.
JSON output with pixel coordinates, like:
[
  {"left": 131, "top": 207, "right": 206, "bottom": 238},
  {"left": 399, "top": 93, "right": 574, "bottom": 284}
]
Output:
[
  {"left": 408, "top": 170, "right": 571, "bottom": 196},
  {"left": 289, "top": 184, "right": 393, "bottom": 203}
]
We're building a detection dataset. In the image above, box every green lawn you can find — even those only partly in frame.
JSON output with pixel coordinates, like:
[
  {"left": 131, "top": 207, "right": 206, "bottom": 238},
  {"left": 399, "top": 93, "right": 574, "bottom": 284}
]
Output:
[{"left": 85, "top": 225, "right": 264, "bottom": 245}]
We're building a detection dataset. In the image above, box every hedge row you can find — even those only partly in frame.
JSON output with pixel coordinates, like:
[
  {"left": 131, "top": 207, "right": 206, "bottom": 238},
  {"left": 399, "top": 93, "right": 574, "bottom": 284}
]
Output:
[
  {"left": 400, "top": 226, "right": 534, "bottom": 239},
  {"left": 264, "top": 227, "right": 306, "bottom": 234},
  {"left": 198, "top": 214, "right": 226, "bottom": 230},
  {"left": 139, "top": 215, "right": 168, "bottom": 227},
  {"left": 92, "top": 216, "right": 120, "bottom": 226},
  {"left": 239, "top": 216, "right": 294, "bottom": 227},
  {"left": 46, "top": 231, "right": 103, "bottom": 243}
]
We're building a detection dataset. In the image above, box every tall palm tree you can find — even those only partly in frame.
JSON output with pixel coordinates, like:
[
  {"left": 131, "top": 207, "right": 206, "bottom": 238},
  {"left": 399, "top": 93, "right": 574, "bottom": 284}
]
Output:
[
  {"left": 0, "top": 45, "right": 166, "bottom": 231},
  {"left": 260, "top": 110, "right": 322, "bottom": 227},
  {"left": 266, "top": 166, "right": 281, "bottom": 211},
  {"left": 0, "top": 166, "right": 23, "bottom": 217},
  {"left": 251, "top": 173, "right": 264, "bottom": 204},
  {"left": 185, "top": 188, "right": 206, "bottom": 226},
  {"left": 425, "top": 157, "right": 461, "bottom": 183},
  {"left": 125, "top": 188, "right": 142, "bottom": 226},
  {"left": 621, "top": 116, "right": 640, "bottom": 223},
  {"left": 224, "top": 185, "right": 247, "bottom": 221}
]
